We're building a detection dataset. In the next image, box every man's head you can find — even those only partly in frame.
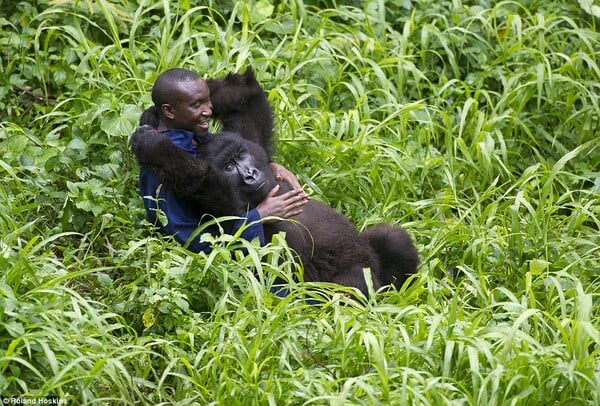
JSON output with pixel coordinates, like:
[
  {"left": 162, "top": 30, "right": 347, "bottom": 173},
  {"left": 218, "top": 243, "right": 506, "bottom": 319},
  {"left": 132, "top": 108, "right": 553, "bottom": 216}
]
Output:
[{"left": 152, "top": 68, "right": 213, "bottom": 136}]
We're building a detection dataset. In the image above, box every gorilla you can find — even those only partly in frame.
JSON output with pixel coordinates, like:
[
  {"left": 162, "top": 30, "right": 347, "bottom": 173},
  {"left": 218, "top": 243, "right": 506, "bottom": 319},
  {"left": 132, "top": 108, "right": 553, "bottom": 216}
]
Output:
[
  {"left": 131, "top": 69, "right": 419, "bottom": 295},
  {"left": 200, "top": 132, "right": 420, "bottom": 292}
]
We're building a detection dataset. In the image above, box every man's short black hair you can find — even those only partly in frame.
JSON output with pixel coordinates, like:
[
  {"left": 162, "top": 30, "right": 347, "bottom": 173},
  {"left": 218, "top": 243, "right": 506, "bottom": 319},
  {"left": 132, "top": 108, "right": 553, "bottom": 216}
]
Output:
[{"left": 152, "top": 68, "right": 200, "bottom": 106}]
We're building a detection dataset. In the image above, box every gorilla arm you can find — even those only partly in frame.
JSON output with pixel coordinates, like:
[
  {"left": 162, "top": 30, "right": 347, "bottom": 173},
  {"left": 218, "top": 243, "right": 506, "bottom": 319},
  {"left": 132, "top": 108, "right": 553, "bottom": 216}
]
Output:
[
  {"left": 206, "top": 68, "right": 275, "bottom": 157},
  {"left": 130, "top": 125, "right": 243, "bottom": 218}
]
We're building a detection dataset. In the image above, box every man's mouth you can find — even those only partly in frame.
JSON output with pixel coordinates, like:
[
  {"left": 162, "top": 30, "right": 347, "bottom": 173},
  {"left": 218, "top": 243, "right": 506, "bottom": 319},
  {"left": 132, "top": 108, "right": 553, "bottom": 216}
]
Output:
[{"left": 195, "top": 120, "right": 210, "bottom": 135}]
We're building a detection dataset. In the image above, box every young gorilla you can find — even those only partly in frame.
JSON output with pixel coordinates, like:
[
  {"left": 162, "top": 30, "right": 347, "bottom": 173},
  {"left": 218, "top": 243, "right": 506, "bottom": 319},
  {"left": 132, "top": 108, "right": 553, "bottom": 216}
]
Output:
[
  {"left": 201, "top": 132, "right": 420, "bottom": 292},
  {"left": 131, "top": 69, "right": 419, "bottom": 294}
]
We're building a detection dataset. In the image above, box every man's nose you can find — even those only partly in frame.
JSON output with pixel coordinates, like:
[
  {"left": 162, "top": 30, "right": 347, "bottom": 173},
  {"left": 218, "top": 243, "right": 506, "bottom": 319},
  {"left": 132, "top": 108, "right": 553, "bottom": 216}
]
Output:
[{"left": 202, "top": 101, "right": 213, "bottom": 115}]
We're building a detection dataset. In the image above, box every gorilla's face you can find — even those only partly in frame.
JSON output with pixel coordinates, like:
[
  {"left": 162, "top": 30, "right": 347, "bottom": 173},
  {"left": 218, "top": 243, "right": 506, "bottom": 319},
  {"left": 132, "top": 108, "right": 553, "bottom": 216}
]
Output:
[
  {"left": 220, "top": 145, "right": 271, "bottom": 195},
  {"left": 203, "top": 133, "right": 278, "bottom": 206}
]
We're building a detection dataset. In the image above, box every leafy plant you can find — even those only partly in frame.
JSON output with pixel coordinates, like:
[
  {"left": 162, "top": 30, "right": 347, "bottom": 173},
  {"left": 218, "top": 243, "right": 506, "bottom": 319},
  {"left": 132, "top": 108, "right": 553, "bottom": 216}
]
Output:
[{"left": 0, "top": 0, "right": 598, "bottom": 403}]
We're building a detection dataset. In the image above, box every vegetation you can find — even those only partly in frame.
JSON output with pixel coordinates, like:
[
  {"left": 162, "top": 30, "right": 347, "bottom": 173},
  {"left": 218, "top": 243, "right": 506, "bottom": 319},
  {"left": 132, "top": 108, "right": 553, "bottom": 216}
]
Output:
[{"left": 1, "top": 0, "right": 599, "bottom": 403}]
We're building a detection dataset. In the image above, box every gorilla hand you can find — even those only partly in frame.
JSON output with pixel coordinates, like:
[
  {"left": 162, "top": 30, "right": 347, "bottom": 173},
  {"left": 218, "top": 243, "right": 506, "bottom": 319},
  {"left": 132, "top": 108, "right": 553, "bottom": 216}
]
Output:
[
  {"left": 139, "top": 106, "right": 160, "bottom": 127},
  {"left": 129, "top": 125, "right": 171, "bottom": 166}
]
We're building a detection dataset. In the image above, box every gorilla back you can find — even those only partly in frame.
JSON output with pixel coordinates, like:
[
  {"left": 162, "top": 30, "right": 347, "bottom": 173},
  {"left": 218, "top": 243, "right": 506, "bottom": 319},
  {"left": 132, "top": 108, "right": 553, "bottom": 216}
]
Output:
[{"left": 199, "top": 133, "right": 419, "bottom": 295}]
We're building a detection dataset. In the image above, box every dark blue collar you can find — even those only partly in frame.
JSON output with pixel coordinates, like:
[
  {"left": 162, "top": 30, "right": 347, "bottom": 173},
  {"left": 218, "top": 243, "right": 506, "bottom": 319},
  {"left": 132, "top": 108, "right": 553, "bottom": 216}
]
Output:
[{"left": 161, "top": 129, "right": 212, "bottom": 156}]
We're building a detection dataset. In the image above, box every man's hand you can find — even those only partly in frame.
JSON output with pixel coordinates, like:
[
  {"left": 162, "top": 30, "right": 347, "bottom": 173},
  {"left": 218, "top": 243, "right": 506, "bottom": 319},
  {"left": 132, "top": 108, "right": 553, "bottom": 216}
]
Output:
[{"left": 256, "top": 185, "right": 309, "bottom": 221}]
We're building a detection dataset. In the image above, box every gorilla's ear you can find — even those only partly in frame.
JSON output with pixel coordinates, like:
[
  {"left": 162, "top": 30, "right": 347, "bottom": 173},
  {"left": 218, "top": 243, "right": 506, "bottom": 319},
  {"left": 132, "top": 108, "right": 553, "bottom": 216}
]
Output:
[{"left": 139, "top": 106, "right": 160, "bottom": 127}]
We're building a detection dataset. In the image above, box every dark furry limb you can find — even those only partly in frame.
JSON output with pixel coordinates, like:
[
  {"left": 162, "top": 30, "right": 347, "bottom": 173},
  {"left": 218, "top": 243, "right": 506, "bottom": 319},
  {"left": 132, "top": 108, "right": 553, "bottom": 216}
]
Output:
[
  {"left": 139, "top": 105, "right": 160, "bottom": 127},
  {"left": 130, "top": 125, "right": 243, "bottom": 217},
  {"left": 207, "top": 68, "right": 275, "bottom": 157},
  {"left": 360, "top": 224, "right": 420, "bottom": 289}
]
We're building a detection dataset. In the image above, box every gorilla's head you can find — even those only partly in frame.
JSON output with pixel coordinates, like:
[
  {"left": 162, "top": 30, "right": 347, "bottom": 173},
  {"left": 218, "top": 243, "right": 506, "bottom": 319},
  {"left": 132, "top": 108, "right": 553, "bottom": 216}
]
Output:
[{"left": 200, "top": 132, "right": 278, "bottom": 207}]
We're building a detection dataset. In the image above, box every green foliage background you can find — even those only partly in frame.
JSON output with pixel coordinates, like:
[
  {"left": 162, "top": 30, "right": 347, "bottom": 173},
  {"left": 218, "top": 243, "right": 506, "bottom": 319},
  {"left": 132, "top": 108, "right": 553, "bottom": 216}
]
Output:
[{"left": 0, "top": 0, "right": 599, "bottom": 403}]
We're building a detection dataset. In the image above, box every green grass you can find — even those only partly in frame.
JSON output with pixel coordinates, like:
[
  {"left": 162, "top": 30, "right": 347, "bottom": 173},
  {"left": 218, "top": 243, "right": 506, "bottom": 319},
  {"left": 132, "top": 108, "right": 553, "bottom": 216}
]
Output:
[{"left": 1, "top": 0, "right": 599, "bottom": 404}]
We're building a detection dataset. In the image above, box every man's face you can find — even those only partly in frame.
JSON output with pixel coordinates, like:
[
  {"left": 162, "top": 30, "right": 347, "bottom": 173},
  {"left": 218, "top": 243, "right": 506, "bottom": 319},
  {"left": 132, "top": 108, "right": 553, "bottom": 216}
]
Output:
[{"left": 167, "top": 78, "right": 213, "bottom": 136}]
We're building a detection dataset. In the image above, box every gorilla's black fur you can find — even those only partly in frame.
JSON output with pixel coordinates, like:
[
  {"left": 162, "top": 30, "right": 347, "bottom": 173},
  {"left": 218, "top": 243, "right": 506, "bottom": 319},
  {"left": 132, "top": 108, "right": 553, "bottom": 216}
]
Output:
[
  {"left": 206, "top": 69, "right": 275, "bottom": 157},
  {"left": 131, "top": 68, "right": 419, "bottom": 294},
  {"left": 130, "top": 126, "right": 244, "bottom": 218}
]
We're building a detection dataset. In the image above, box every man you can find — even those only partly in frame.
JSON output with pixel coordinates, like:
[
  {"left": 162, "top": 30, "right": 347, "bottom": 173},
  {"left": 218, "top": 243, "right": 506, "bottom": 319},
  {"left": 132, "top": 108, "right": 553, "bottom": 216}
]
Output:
[{"left": 138, "top": 68, "right": 309, "bottom": 253}]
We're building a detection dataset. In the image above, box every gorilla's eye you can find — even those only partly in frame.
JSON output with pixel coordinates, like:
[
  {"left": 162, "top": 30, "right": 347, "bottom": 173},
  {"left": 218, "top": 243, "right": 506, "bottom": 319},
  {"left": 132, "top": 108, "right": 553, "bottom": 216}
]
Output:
[{"left": 224, "top": 162, "right": 235, "bottom": 172}]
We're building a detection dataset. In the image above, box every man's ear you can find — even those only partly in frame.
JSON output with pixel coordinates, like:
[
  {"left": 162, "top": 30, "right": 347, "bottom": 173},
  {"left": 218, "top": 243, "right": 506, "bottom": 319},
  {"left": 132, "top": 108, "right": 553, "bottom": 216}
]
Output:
[{"left": 161, "top": 104, "right": 174, "bottom": 119}]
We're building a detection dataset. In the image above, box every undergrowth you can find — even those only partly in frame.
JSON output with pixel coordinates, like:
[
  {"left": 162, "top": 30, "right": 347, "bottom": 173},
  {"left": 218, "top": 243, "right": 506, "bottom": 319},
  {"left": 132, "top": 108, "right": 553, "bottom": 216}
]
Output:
[{"left": 0, "top": 0, "right": 598, "bottom": 404}]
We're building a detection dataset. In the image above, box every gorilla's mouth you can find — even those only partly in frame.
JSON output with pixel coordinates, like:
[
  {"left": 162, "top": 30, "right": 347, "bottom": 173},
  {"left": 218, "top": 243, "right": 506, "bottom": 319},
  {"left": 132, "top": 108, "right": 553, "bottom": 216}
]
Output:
[{"left": 243, "top": 181, "right": 266, "bottom": 194}]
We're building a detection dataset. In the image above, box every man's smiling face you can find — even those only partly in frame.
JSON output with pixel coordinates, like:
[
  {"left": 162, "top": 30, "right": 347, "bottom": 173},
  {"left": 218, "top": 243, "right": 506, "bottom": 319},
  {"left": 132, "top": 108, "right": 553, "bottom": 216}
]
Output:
[{"left": 168, "top": 78, "right": 213, "bottom": 136}]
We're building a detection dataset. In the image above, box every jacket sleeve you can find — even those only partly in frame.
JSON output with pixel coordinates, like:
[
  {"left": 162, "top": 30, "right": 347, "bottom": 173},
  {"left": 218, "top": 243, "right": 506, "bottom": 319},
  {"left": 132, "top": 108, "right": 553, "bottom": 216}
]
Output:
[
  {"left": 231, "top": 208, "right": 265, "bottom": 246},
  {"left": 184, "top": 208, "right": 265, "bottom": 253}
]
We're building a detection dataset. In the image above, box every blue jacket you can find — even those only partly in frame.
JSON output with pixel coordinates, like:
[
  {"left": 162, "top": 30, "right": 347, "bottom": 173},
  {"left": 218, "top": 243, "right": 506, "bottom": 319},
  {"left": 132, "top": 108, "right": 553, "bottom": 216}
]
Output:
[{"left": 138, "top": 129, "right": 265, "bottom": 253}]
